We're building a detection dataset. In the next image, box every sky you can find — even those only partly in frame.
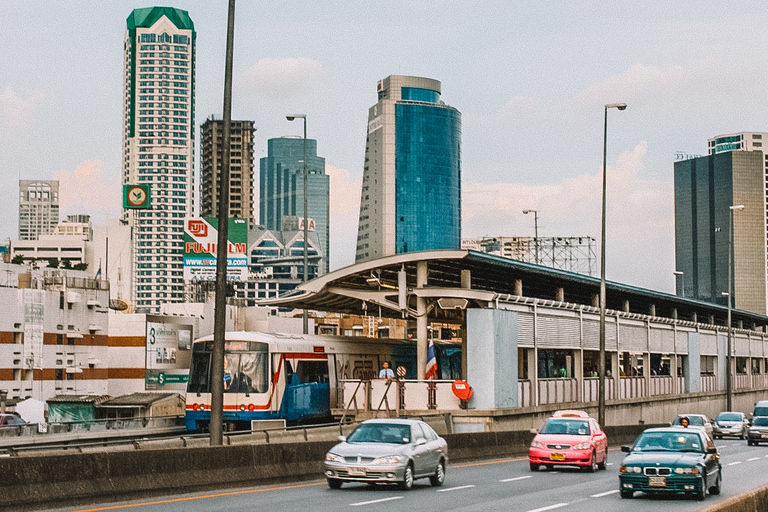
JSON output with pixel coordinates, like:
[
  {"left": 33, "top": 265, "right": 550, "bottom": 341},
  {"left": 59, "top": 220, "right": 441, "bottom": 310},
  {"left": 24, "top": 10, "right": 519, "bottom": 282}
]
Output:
[{"left": 2, "top": 1, "right": 768, "bottom": 294}]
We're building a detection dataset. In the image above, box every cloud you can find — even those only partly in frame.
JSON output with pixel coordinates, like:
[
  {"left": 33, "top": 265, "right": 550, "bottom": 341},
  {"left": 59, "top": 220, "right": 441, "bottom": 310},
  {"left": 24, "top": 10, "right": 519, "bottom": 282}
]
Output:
[
  {"left": 462, "top": 141, "right": 675, "bottom": 292},
  {"left": 53, "top": 161, "right": 121, "bottom": 223},
  {"left": 0, "top": 85, "right": 45, "bottom": 129},
  {"left": 236, "top": 57, "right": 325, "bottom": 98}
]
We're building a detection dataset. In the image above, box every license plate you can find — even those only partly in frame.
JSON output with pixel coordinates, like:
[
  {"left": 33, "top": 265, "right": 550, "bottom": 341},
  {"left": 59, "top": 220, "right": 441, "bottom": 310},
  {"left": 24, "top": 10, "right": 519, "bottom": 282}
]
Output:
[
  {"left": 648, "top": 476, "right": 666, "bottom": 487},
  {"left": 550, "top": 453, "right": 565, "bottom": 461},
  {"left": 347, "top": 467, "right": 366, "bottom": 476}
]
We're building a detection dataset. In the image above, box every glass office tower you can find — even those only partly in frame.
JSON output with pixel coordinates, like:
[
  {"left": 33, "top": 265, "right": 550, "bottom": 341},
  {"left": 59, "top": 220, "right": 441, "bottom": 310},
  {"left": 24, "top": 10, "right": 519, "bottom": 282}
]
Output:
[
  {"left": 674, "top": 147, "right": 766, "bottom": 315},
  {"left": 355, "top": 75, "right": 461, "bottom": 263},
  {"left": 260, "top": 137, "right": 329, "bottom": 273},
  {"left": 122, "top": 7, "right": 195, "bottom": 312}
]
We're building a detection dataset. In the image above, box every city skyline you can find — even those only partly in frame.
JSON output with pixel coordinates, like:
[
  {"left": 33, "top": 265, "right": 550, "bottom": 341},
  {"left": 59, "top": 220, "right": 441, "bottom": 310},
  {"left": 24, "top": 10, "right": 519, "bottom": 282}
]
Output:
[{"left": 4, "top": 2, "right": 768, "bottom": 294}]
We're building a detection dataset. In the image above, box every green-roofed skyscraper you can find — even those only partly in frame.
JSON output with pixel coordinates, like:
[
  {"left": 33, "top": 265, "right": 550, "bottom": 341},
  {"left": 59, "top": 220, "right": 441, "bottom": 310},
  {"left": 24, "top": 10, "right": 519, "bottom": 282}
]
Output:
[{"left": 122, "top": 7, "right": 195, "bottom": 312}]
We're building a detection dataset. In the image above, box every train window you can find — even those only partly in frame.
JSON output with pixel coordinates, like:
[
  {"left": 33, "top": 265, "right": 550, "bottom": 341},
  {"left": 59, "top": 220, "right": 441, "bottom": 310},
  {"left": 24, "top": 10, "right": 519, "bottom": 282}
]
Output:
[
  {"left": 295, "top": 360, "right": 329, "bottom": 384},
  {"left": 224, "top": 351, "right": 269, "bottom": 394},
  {"left": 187, "top": 351, "right": 211, "bottom": 393}
]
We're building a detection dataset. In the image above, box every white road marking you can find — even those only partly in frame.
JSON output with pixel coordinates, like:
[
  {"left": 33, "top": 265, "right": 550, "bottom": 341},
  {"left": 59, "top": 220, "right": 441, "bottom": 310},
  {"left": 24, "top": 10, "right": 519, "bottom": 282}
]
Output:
[
  {"left": 591, "top": 489, "right": 620, "bottom": 498},
  {"left": 606, "top": 462, "right": 614, "bottom": 466},
  {"left": 500, "top": 476, "right": 533, "bottom": 482},
  {"left": 747, "top": 457, "right": 761, "bottom": 461},
  {"left": 437, "top": 484, "right": 476, "bottom": 492},
  {"left": 350, "top": 497, "right": 403, "bottom": 506},
  {"left": 727, "top": 461, "right": 742, "bottom": 466},
  {"left": 526, "top": 504, "right": 569, "bottom": 512}
]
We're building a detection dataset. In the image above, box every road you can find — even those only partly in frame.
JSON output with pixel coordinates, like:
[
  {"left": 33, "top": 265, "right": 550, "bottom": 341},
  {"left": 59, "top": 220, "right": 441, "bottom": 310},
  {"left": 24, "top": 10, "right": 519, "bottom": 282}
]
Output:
[{"left": 44, "top": 438, "right": 768, "bottom": 512}]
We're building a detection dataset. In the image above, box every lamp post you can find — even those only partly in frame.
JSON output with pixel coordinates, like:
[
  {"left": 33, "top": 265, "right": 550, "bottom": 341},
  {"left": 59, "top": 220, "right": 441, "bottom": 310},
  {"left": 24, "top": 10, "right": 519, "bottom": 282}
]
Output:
[
  {"left": 286, "top": 114, "right": 309, "bottom": 334},
  {"left": 726, "top": 204, "right": 745, "bottom": 411},
  {"left": 673, "top": 271, "right": 684, "bottom": 297},
  {"left": 598, "top": 102, "right": 626, "bottom": 428},
  {"left": 523, "top": 209, "right": 539, "bottom": 264}
]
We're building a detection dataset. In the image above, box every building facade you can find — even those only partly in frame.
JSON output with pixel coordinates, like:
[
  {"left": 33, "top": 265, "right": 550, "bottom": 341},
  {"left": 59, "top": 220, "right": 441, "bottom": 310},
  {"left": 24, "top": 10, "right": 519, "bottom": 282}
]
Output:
[
  {"left": 200, "top": 118, "right": 256, "bottom": 226},
  {"left": 122, "top": 7, "right": 196, "bottom": 312},
  {"left": 19, "top": 180, "right": 59, "bottom": 241},
  {"left": 260, "top": 136, "right": 329, "bottom": 273},
  {"left": 355, "top": 75, "right": 462, "bottom": 263},
  {"left": 674, "top": 144, "right": 767, "bottom": 315}
]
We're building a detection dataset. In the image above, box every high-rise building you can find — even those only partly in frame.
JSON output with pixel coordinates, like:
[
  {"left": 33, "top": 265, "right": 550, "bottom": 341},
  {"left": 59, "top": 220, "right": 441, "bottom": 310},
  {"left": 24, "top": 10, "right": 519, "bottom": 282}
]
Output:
[
  {"left": 200, "top": 118, "right": 256, "bottom": 226},
  {"left": 259, "top": 136, "right": 329, "bottom": 273},
  {"left": 18, "top": 180, "right": 59, "bottom": 241},
  {"left": 355, "top": 75, "right": 462, "bottom": 263},
  {"left": 122, "top": 7, "right": 195, "bottom": 312},
  {"left": 674, "top": 132, "right": 768, "bottom": 315}
]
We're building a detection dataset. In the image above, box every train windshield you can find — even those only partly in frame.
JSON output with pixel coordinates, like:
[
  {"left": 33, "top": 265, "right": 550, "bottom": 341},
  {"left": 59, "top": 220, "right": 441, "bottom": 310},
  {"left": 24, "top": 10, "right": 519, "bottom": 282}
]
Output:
[{"left": 187, "top": 341, "right": 270, "bottom": 394}]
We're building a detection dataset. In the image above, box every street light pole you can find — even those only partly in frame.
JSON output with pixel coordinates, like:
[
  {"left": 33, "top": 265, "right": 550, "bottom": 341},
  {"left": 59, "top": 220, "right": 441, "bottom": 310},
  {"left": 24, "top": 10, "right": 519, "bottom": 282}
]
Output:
[
  {"left": 673, "top": 271, "right": 684, "bottom": 297},
  {"left": 286, "top": 114, "right": 309, "bottom": 334},
  {"left": 523, "top": 209, "right": 539, "bottom": 264},
  {"left": 598, "top": 102, "right": 626, "bottom": 428},
  {"left": 726, "top": 204, "right": 745, "bottom": 412}
]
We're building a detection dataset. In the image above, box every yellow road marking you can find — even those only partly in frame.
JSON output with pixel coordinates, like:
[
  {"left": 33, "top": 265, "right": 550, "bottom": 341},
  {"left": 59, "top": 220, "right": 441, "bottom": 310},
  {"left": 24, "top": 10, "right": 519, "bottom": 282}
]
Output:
[{"left": 66, "top": 481, "right": 325, "bottom": 512}]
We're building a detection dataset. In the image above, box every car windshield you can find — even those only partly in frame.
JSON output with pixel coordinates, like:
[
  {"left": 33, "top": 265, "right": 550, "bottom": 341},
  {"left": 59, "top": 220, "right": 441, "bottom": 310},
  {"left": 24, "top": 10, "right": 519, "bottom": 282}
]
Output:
[
  {"left": 717, "top": 413, "right": 741, "bottom": 422},
  {"left": 753, "top": 417, "right": 768, "bottom": 427},
  {"left": 754, "top": 407, "right": 768, "bottom": 417},
  {"left": 539, "top": 419, "right": 590, "bottom": 436},
  {"left": 633, "top": 432, "right": 704, "bottom": 452},
  {"left": 346, "top": 423, "right": 411, "bottom": 444},
  {"left": 673, "top": 416, "right": 704, "bottom": 426}
]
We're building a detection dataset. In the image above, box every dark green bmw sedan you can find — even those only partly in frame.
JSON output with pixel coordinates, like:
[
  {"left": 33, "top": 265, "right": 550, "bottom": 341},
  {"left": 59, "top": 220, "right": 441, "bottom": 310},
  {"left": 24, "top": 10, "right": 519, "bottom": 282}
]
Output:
[{"left": 619, "top": 427, "right": 721, "bottom": 500}]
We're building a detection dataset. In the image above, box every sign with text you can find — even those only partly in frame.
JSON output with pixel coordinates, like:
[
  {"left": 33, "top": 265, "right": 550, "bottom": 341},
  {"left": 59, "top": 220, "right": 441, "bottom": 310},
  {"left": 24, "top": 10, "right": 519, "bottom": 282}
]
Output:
[
  {"left": 183, "top": 217, "right": 248, "bottom": 281},
  {"left": 145, "top": 315, "right": 195, "bottom": 391}
]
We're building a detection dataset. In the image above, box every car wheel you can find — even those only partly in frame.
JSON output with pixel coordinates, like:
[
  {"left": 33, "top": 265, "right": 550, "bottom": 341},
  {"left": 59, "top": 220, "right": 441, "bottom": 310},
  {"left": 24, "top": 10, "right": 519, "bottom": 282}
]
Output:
[
  {"left": 398, "top": 464, "right": 414, "bottom": 490},
  {"left": 327, "top": 478, "right": 342, "bottom": 489},
  {"left": 583, "top": 451, "right": 598, "bottom": 473},
  {"left": 620, "top": 489, "right": 633, "bottom": 499},
  {"left": 597, "top": 448, "right": 608, "bottom": 470},
  {"left": 709, "top": 471, "right": 721, "bottom": 495},
  {"left": 430, "top": 459, "right": 446, "bottom": 487},
  {"left": 748, "top": 439, "right": 754, "bottom": 446},
  {"left": 695, "top": 477, "right": 707, "bottom": 501},
  {"left": 529, "top": 462, "right": 539, "bottom": 472}
]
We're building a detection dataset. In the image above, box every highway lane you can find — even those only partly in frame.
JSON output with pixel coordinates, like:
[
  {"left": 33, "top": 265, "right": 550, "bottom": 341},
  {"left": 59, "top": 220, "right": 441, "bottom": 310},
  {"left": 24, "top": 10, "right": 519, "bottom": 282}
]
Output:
[{"left": 44, "top": 438, "right": 768, "bottom": 512}]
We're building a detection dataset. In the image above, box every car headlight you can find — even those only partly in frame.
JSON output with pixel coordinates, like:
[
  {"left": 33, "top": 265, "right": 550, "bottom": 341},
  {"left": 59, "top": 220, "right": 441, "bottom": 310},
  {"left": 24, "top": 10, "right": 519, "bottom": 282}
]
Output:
[
  {"left": 325, "top": 453, "right": 344, "bottom": 463},
  {"left": 674, "top": 467, "right": 699, "bottom": 474},
  {"left": 372, "top": 455, "right": 405, "bottom": 465},
  {"left": 573, "top": 442, "right": 591, "bottom": 450},
  {"left": 620, "top": 466, "right": 642, "bottom": 473},
  {"left": 530, "top": 440, "right": 544, "bottom": 448}
]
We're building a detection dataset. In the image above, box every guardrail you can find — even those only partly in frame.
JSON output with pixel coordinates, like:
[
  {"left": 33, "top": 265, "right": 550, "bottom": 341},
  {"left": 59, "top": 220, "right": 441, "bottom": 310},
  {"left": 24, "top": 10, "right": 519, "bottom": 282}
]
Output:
[{"left": 338, "top": 379, "right": 462, "bottom": 419}]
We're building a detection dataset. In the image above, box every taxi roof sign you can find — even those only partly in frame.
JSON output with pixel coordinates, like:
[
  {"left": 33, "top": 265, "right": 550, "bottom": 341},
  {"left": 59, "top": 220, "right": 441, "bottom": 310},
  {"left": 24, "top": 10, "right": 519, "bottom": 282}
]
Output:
[{"left": 552, "top": 410, "right": 590, "bottom": 418}]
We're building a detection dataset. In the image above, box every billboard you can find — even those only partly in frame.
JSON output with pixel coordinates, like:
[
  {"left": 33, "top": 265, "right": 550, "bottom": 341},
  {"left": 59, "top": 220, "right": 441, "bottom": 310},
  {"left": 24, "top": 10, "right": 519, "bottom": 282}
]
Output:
[
  {"left": 183, "top": 217, "right": 248, "bottom": 281},
  {"left": 123, "top": 184, "right": 152, "bottom": 209},
  {"left": 145, "top": 315, "right": 195, "bottom": 391}
]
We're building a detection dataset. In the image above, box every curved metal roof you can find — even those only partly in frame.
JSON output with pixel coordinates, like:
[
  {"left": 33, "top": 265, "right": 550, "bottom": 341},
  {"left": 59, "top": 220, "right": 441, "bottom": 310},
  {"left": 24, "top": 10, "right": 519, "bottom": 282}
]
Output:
[{"left": 260, "top": 249, "right": 768, "bottom": 330}]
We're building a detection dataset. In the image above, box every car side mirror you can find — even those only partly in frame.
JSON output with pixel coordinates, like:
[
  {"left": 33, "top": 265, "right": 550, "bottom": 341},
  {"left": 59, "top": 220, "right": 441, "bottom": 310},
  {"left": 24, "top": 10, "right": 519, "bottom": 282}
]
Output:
[
  {"left": 621, "top": 446, "right": 631, "bottom": 453},
  {"left": 706, "top": 447, "right": 718, "bottom": 454},
  {"left": 530, "top": 428, "right": 539, "bottom": 435},
  {"left": 415, "top": 438, "right": 427, "bottom": 446},
  {"left": 338, "top": 435, "right": 347, "bottom": 442}
]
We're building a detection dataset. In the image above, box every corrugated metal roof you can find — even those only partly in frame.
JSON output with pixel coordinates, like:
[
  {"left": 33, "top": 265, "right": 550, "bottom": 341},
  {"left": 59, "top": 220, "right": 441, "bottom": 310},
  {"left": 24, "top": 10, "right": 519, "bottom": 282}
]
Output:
[
  {"left": 47, "top": 394, "right": 111, "bottom": 404},
  {"left": 97, "top": 393, "right": 179, "bottom": 408}
]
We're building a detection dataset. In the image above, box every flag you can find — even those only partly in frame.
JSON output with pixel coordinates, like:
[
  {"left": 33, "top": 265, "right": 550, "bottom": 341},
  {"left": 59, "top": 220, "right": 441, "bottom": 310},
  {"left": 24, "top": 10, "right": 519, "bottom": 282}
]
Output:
[
  {"left": 95, "top": 260, "right": 102, "bottom": 280},
  {"left": 425, "top": 339, "right": 437, "bottom": 380}
]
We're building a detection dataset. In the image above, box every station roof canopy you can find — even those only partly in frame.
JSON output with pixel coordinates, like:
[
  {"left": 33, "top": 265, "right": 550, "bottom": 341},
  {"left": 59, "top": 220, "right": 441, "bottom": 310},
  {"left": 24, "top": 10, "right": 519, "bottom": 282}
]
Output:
[{"left": 259, "top": 249, "right": 768, "bottom": 331}]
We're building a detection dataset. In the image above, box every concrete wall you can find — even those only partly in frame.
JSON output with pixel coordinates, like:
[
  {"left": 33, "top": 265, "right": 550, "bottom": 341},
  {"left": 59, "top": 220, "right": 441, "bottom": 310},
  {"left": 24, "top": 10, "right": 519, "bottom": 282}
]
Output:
[{"left": 466, "top": 308, "right": 518, "bottom": 409}]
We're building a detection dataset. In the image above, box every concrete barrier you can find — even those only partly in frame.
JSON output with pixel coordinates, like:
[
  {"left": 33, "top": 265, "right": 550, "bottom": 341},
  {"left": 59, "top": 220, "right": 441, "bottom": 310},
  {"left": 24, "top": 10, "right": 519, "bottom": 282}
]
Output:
[
  {"left": 0, "top": 423, "right": 665, "bottom": 511},
  {"left": 703, "top": 483, "right": 768, "bottom": 512}
]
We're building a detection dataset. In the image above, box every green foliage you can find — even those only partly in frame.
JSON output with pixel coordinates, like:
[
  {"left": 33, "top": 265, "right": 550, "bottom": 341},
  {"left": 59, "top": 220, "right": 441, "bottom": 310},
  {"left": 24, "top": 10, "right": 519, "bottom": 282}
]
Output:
[
  {"left": 11, "top": 255, "right": 24, "bottom": 265},
  {"left": 47, "top": 258, "right": 60, "bottom": 268},
  {"left": 73, "top": 263, "right": 88, "bottom": 271},
  {"left": 61, "top": 260, "right": 72, "bottom": 269}
]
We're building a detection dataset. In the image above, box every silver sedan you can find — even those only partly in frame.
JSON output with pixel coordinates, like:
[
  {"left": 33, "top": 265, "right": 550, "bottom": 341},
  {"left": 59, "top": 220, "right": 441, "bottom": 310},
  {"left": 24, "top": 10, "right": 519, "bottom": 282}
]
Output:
[{"left": 323, "top": 418, "right": 447, "bottom": 490}]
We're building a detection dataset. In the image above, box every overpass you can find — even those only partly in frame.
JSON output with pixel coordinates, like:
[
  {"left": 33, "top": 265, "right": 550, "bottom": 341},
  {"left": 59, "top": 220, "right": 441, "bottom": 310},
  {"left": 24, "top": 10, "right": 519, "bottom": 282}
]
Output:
[{"left": 262, "top": 250, "right": 768, "bottom": 429}]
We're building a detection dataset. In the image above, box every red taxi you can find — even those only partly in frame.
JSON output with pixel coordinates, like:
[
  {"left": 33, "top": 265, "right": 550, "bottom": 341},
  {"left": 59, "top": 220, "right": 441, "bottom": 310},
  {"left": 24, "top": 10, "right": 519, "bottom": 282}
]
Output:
[{"left": 529, "top": 410, "right": 608, "bottom": 472}]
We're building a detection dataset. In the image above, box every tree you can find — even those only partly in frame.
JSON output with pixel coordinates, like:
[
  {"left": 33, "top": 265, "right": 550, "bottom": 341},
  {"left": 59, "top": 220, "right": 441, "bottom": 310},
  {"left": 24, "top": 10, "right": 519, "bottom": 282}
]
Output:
[
  {"left": 47, "top": 258, "right": 60, "bottom": 268},
  {"left": 73, "top": 263, "right": 88, "bottom": 271},
  {"left": 11, "top": 255, "right": 24, "bottom": 265},
  {"left": 61, "top": 259, "right": 72, "bottom": 269}
]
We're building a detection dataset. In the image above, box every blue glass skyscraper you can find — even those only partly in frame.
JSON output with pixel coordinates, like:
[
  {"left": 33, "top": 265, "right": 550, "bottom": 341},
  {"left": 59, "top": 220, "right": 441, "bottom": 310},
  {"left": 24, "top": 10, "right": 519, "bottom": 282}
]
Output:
[
  {"left": 355, "top": 76, "right": 461, "bottom": 263},
  {"left": 260, "top": 137, "right": 329, "bottom": 273}
]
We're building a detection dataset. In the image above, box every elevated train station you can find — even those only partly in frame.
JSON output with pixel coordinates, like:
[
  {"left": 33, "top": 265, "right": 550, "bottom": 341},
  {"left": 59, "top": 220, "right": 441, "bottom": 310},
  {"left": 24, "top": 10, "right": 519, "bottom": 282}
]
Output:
[{"left": 264, "top": 250, "right": 768, "bottom": 430}]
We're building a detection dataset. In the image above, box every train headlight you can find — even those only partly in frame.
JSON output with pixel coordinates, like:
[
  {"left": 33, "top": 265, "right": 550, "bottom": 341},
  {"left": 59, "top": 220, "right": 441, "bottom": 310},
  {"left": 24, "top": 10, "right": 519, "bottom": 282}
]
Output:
[
  {"left": 248, "top": 404, "right": 255, "bottom": 411},
  {"left": 240, "top": 404, "right": 246, "bottom": 411},
  {"left": 192, "top": 403, "right": 200, "bottom": 411}
]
